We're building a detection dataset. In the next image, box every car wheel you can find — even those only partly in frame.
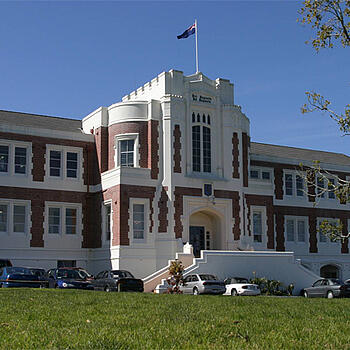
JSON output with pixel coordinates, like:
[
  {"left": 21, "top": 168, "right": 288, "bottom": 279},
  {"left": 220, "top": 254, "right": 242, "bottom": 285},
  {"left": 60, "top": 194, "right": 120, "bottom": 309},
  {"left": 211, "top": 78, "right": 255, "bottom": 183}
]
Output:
[
  {"left": 54, "top": 284, "right": 59, "bottom": 289},
  {"left": 303, "top": 290, "right": 309, "bottom": 298},
  {"left": 104, "top": 286, "right": 111, "bottom": 293},
  {"left": 231, "top": 289, "right": 238, "bottom": 296},
  {"left": 193, "top": 287, "right": 199, "bottom": 295},
  {"left": 327, "top": 291, "right": 334, "bottom": 299}
]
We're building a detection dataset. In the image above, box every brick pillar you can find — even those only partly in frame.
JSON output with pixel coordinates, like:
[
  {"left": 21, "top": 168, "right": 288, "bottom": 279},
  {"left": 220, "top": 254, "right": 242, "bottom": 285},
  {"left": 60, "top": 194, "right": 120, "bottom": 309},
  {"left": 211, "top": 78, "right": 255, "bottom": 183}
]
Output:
[
  {"left": 274, "top": 167, "right": 283, "bottom": 200},
  {"left": 148, "top": 120, "right": 159, "bottom": 180},
  {"left": 158, "top": 187, "right": 169, "bottom": 233},
  {"left": 266, "top": 204, "right": 274, "bottom": 249},
  {"left": 232, "top": 132, "right": 239, "bottom": 179},
  {"left": 30, "top": 199, "right": 44, "bottom": 247},
  {"left": 275, "top": 213, "right": 285, "bottom": 251},
  {"left": 32, "top": 141, "right": 46, "bottom": 182},
  {"left": 242, "top": 133, "right": 249, "bottom": 187},
  {"left": 309, "top": 215, "right": 318, "bottom": 253}
]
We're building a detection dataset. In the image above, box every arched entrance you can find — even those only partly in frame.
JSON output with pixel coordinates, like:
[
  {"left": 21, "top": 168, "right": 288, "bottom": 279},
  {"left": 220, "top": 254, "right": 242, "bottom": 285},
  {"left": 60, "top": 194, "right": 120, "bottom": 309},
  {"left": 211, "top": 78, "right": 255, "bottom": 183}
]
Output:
[
  {"left": 189, "top": 210, "right": 222, "bottom": 258},
  {"left": 320, "top": 264, "right": 340, "bottom": 279}
]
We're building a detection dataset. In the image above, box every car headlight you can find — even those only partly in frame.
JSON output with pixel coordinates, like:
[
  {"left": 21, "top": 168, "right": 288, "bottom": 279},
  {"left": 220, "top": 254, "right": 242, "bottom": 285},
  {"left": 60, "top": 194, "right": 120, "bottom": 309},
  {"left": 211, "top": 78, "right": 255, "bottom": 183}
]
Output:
[{"left": 62, "top": 282, "right": 68, "bottom": 288}]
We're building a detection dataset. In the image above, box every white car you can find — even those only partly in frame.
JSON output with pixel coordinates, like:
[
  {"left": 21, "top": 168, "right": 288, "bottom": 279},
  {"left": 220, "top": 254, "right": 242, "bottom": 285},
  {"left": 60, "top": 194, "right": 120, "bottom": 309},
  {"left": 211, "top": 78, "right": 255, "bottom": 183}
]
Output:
[{"left": 224, "top": 277, "right": 261, "bottom": 296}]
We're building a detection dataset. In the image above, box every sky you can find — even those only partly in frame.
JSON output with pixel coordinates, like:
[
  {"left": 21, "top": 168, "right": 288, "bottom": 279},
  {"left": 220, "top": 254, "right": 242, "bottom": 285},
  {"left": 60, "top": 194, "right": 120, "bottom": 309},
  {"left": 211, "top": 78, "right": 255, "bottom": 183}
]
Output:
[{"left": 0, "top": 0, "right": 349, "bottom": 155}]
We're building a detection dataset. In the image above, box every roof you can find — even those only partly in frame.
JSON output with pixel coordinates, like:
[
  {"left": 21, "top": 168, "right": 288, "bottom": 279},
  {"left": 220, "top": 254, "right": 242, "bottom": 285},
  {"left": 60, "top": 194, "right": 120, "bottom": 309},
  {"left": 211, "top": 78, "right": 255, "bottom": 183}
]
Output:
[
  {"left": 251, "top": 142, "right": 350, "bottom": 166},
  {"left": 0, "top": 110, "right": 83, "bottom": 133}
]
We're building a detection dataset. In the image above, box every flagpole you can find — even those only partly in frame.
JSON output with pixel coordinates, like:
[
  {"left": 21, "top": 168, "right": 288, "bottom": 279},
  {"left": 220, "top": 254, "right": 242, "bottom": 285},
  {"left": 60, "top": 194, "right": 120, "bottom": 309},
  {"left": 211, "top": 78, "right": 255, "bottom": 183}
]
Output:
[{"left": 195, "top": 19, "right": 199, "bottom": 73}]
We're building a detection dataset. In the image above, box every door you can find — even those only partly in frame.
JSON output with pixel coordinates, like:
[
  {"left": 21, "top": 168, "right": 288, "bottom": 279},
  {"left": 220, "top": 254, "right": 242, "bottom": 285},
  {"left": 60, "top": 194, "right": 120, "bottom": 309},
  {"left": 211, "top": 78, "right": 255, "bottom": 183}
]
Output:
[{"left": 190, "top": 226, "right": 205, "bottom": 258}]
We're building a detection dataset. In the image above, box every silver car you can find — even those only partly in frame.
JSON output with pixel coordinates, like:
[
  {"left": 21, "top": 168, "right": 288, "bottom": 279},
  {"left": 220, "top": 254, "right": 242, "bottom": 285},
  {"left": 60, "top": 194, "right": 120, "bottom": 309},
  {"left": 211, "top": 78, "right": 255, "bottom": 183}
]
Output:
[{"left": 180, "top": 274, "right": 226, "bottom": 295}]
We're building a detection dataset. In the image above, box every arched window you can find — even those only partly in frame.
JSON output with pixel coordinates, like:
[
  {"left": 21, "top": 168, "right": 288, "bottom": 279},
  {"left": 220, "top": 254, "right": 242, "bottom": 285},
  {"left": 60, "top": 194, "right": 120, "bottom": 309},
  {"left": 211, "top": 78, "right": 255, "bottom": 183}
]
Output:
[
  {"left": 197, "top": 113, "right": 200, "bottom": 123},
  {"left": 203, "top": 126, "right": 211, "bottom": 172},
  {"left": 192, "top": 113, "right": 195, "bottom": 123},
  {"left": 202, "top": 114, "right": 206, "bottom": 123},
  {"left": 192, "top": 126, "right": 201, "bottom": 172}
]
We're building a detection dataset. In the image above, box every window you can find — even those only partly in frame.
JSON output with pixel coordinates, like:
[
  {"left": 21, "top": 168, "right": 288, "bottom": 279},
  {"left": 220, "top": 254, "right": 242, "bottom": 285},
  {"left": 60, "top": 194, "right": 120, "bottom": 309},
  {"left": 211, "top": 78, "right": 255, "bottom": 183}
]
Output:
[
  {"left": 46, "top": 203, "right": 81, "bottom": 236},
  {"left": 262, "top": 171, "right": 270, "bottom": 180},
  {"left": 104, "top": 203, "right": 111, "bottom": 241},
  {"left": 50, "top": 150, "right": 61, "bottom": 177},
  {"left": 0, "top": 204, "right": 8, "bottom": 232},
  {"left": 317, "top": 177, "right": 325, "bottom": 198},
  {"left": 120, "top": 140, "right": 135, "bottom": 167},
  {"left": 14, "top": 147, "right": 27, "bottom": 174},
  {"left": 65, "top": 208, "right": 77, "bottom": 234},
  {"left": 192, "top": 112, "right": 211, "bottom": 173},
  {"left": 13, "top": 205, "right": 26, "bottom": 233},
  {"left": 328, "top": 178, "right": 335, "bottom": 199},
  {"left": 253, "top": 212, "right": 262, "bottom": 242},
  {"left": 0, "top": 146, "right": 9, "bottom": 173},
  {"left": 66, "top": 152, "right": 78, "bottom": 178},
  {"left": 250, "top": 168, "right": 272, "bottom": 181},
  {"left": 318, "top": 218, "right": 339, "bottom": 243},
  {"left": 47, "top": 146, "right": 82, "bottom": 180},
  {"left": 250, "top": 170, "right": 259, "bottom": 179},
  {"left": 0, "top": 201, "right": 29, "bottom": 234},
  {"left": 133, "top": 204, "right": 145, "bottom": 239},
  {"left": 296, "top": 175, "right": 304, "bottom": 197},
  {"left": 57, "top": 260, "right": 76, "bottom": 268},
  {"left": 285, "top": 174, "right": 293, "bottom": 196},
  {"left": 285, "top": 217, "right": 306, "bottom": 242},
  {"left": 49, "top": 208, "right": 60, "bottom": 234}
]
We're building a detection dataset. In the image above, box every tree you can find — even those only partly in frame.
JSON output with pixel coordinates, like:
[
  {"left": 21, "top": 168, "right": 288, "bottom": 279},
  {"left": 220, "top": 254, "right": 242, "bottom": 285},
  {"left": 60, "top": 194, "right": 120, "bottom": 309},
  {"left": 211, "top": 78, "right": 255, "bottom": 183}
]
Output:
[
  {"left": 166, "top": 259, "right": 185, "bottom": 294},
  {"left": 298, "top": 0, "right": 350, "bottom": 240}
]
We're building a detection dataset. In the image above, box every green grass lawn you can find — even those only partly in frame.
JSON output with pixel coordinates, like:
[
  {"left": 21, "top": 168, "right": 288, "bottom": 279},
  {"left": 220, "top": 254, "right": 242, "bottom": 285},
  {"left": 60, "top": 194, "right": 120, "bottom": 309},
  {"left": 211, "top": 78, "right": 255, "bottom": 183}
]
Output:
[{"left": 1, "top": 289, "right": 350, "bottom": 350}]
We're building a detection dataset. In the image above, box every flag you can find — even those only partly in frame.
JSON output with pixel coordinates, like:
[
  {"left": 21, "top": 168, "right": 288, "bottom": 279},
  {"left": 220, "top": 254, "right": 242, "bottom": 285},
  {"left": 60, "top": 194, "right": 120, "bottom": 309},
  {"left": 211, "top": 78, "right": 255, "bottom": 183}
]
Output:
[{"left": 177, "top": 23, "right": 196, "bottom": 39}]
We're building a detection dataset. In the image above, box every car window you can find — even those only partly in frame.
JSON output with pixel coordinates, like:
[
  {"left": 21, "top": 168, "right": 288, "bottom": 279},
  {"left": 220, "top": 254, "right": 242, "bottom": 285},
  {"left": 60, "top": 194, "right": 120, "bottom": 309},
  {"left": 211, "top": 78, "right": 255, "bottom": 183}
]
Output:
[
  {"left": 313, "top": 280, "right": 323, "bottom": 287},
  {"left": 329, "top": 279, "right": 343, "bottom": 285},
  {"left": 184, "top": 276, "right": 192, "bottom": 283},
  {"left": 322, "top": 280, "right": 329, "bottom": 286},
  {"left": 199, "top": 274, "right": 217, "bottom": 281},
  {"left": 96, "top": 271, "right": 105, "bottom": 279},
  {"left": 235, "top": 278, "right": 249, "bottom": 284},
  {"left": 192, "top": 275, "right": 199, "bottom": 281},
  {"left": 103, "top": 271, "right": 109, "bottom": 278}
]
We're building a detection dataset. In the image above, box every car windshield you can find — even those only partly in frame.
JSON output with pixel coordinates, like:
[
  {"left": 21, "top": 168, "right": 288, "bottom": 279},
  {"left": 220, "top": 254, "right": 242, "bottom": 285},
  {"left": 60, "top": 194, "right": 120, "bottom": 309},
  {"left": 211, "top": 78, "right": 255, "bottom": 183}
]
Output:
[
  {"left": 234, "top": 278, "right": 249, "bottom": 284},
  {"left": 29, "top": 269, "right": 46, "bottom": 277},
  {"left": 77, "top": 269, "right": 92, "bottom": 278},
  {"left": 57, "top": 269, "right": 86, "bottom": 279},
  {"left": 6, "top": 267, "right": 31, "bottom": 275},
  {"left": 112, "top": 270, "right": 134, "bottom": 278},
  {"left": 329, "top": 279, "right": 343, "bottom": 285},
  {"left": 199, "top": 274, "right": 217, "bottom": 281}
]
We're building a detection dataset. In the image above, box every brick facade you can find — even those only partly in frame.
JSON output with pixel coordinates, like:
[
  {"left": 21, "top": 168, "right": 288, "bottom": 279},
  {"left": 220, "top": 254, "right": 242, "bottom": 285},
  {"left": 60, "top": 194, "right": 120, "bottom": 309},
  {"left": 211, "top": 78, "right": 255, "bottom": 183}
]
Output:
[
  {"left": 242, "top": 132, "right": 249, "bottom": 187},
  {"left": 173, "top": 125, "right": 182, "bottom": 173},
  {"left": 158, "top": 187, "right": 169, "bottom": 233},
  {"left": 232, "top": 132, "right": 239, "bottom": 179}
]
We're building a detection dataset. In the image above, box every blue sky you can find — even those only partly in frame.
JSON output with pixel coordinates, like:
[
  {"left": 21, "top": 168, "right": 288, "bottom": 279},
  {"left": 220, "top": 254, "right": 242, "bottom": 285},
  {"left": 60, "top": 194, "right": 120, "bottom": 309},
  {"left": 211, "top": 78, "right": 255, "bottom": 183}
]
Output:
[{"left": 0, "top": 1, "right": 349, "bottom": 155}]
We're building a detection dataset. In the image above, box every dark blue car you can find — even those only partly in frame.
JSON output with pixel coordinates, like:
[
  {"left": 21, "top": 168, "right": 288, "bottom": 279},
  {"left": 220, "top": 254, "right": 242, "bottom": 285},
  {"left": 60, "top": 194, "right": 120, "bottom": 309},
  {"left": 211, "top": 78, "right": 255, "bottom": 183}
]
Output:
[
  {"left": 47, "top": 268, "right": 94, "bottom": 290},
  {"left": 0, "top": 267, "right": 43, "bottom": 288}
]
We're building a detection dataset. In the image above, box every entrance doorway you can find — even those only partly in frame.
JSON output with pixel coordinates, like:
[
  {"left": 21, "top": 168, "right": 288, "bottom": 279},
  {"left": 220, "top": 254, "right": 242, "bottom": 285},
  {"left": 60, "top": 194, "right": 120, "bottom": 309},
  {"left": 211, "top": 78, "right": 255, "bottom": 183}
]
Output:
[
  {"left": 320, "top": 264, "right": 340, "bottom": 279},
  {"left": 190, "top": 226, "right": 205, "bottom": 258}
]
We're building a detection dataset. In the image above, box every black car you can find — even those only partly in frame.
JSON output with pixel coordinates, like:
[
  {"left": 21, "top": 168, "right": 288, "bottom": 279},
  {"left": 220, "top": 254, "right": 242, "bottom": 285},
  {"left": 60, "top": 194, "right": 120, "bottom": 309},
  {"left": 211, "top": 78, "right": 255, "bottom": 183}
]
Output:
[
  {"left": 47, "top": 268, "right": 94, "bottom": 290},
  {"left": 93, "top": 270, "right": 144, "bottom": 292},
  {"left": 28, "top": 268, "right": 49, "bottom": 288},
  {"left": 303, "top": 278, "right": 350, "bottom": 298},
  {"left": 0, "top": 267, "right": 43, "bottom": 288},
  {"left": 0, "top": 259, "right": 12, "bottom": 268}
]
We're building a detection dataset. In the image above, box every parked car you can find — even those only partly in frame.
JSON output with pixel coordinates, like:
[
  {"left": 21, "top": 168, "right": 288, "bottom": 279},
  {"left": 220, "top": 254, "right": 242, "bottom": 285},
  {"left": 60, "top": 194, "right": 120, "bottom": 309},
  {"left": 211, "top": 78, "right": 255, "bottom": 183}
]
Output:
[
  {"left": 47, "top": 268, "right": 94, "bottom": 290},
  {"left": 0, "top": 259, "right": 12, "bottom": 268},
  {"left": 28, "top": 268, "right": 49, "bottom": 288},
  {"left": 224, "top": 277, "right": 261, "bottom": 296},
  {"left": 303, "top": 278, "right": 350, "bottom": 298},
  {"left": 0, "top": 267, "right": 43, "bottom": 288},
  {"left": 93, "top": 270, "right": 144, "bottom": 292},
  {"left": 180, "top": 274, "right": 226, "bottom": 295}
]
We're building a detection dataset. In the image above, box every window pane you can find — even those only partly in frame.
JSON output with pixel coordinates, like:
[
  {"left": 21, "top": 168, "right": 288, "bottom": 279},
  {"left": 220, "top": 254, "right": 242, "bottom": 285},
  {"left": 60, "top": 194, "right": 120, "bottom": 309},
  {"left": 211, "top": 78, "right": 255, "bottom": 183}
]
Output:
[
  {"left": 207, "top": 115, "right": 211, "bottom": 125},
  {"left": 105, "top": 204, "right": 111, "bottom": 241},
  {"left": 50, "top": 151, "right": 61, "bottom": 177},
  {"left": 286, "top": 220, "right": 294, "bottom": 242},
  {"left": 15, "top": 147, "right": 27, "bottom": 174},
  {"left": 297, "top": 220, "right": 306, "bottom": 242},
  {"left": 65, "top": 208, "right": 77, "bottom": 234},
  {"left": 317, "top": 177, "right": 325, "bottom": 198},
  {"left": 192, "top": 113, "right": 195, "bottom": 123},
  {"left": 13, "top": 205, "right": 26, "bottom": 233},
  {"left": 0, "top": 146, "right": 9, "bottom": 173},
  {"left": 328, "top": 179, "right": 335, "bottom": 199},
  {"left": 120, "top": 140, "right": 134, "bottom": 167},
  {"left": 66, "top": 152, "right": 78, "bottom": 178},
  {"left": 203, "top": 126, "right": 211, "bottom": 173},
  {"left": 202, "top": 114, "right": 206, "bottom": 123},
  {"left": 285, "top": 174, "right": 293, "bottom": 196},
  {"left": 296, "top": 175, "right": 304, "bottom": 197},
  {"left": 253, "top": 212, "right": 262, "bottom": 242},
  {"left": 49, "top": 207, "right": 60, "bottom": 234},
  {"left": 250, "top": 170, "right": 259, "bottom": 179},
  {"left": 133, "top": 204, "right": 144, "bottom": 239},
  {"left": 262, "top": 171, "right": 270, "bottom": 180},
  {"left": 192, "top": 126, "right": 201, "bottom": 172},
  {"left": 0, "top": 205, "right": 8, "bottom": 232}
]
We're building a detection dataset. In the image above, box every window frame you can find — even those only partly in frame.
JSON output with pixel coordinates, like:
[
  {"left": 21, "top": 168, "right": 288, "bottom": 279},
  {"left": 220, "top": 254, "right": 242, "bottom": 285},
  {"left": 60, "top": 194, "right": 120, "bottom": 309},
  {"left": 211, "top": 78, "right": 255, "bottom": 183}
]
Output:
[
  {"left": 317, "top": 217, "right": 340, "bottom": 244},
  {"left": 129, "top": 198, "right": 148, "bottom": 243},
  {"left": 0, "top": 200, "right": 30, "bottom": 235},
  {"left": 283, "top": 171, "right": 305, "bottom": 198},
  {"left": 114, "top": 133, "right": 139, "bottom": 169},
  {"left": 251, "top": 206, "right": 266, "bottom": 244},
  {"left": 249, "top": 167, "right": 272, "bottom": 182},
  {"left": 284, "top": 216, "right": 308, "bottom": 244},
  {"left": 0, "top": 141, "right": 31, "bottom": 177},
  {"left": 102, "top": 200, "right": 112, "bottom": 243}
]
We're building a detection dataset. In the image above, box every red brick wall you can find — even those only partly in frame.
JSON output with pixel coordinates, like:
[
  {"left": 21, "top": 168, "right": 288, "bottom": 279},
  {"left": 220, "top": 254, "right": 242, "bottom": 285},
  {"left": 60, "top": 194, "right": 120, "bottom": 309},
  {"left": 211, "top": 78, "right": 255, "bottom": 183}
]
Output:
[
  {"left": 148, "top": 120, "right": 159, "bottom": 180},
  {"left": 173, "top": 125, "right": 182, "bottom": 173},
  {"left": 275, "top": 213, "right": 285, "bottom": 251},
  {"left": 340, "top": 216, "right": 349, "bottom": 254},
  {"left": 215, "top": 190, "right": 241, "bottom": 241},
  {"left": 104, "top": 184, "right": 156, "bottom": 246},
  {"left": 158, "top": 186, "right": 169, "bottom": 233},
  {"left": 0, "top": 186, "right": 100, "bottom": 248},
  {"left": 94, "top": 126, "right": 109, "bottom": 173},
  {"left": 309, "top": 215, "right": 317, "bottom": 253},
  {"left": 0, "top": 131, "right": 99, "bottom": 186},
  {"left": 242, "top": 133, "right": 249, "bottom": 187},
  {"left": 173, "top": 187, "right": 202, "bottom": 239},
  {"left": 245, "top": 194, "right": 275, "bottom": 249},
  {"left": 232, "top": 132, "right": 239, "bottom": 179},
  {"left": 108, "top": 122, "right": 148, "bottom": 170}
]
